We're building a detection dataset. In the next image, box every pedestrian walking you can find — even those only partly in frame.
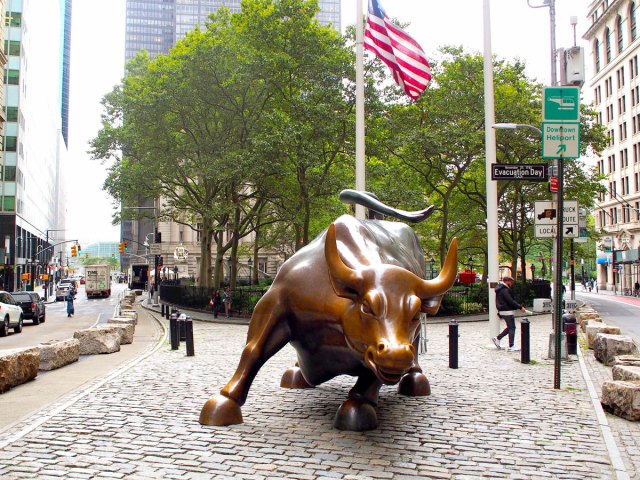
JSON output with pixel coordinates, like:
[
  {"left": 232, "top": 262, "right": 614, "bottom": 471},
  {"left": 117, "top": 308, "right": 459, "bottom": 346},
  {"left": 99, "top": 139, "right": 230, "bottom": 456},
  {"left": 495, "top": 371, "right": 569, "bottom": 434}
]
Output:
[
  {"left": 492, "top": 275, "right": 526, "bottom": 352},
  {"left": 209, "top": 289, "right": 222, "bottom": 318},
  {"left": 223, "top": 287, "right": 231, "bottom": 318},
  {"left": 65, "top": 289, "right": 75, "bottom": 317}
]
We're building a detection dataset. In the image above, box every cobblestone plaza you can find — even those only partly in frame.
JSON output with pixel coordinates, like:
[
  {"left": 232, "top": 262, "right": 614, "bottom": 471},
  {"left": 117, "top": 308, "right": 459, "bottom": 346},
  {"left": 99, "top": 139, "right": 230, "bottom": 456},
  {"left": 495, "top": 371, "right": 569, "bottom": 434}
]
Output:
[{"left": 0, "top": 309, "right": 633, "bottom": 479}]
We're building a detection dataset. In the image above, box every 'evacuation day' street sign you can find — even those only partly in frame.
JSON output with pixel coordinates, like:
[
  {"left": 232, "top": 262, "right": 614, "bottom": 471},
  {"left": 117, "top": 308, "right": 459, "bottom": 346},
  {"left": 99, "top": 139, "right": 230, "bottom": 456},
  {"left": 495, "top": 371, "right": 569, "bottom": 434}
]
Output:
[{"left": 491, "top": 164, "right": 547, "bottom": 181}]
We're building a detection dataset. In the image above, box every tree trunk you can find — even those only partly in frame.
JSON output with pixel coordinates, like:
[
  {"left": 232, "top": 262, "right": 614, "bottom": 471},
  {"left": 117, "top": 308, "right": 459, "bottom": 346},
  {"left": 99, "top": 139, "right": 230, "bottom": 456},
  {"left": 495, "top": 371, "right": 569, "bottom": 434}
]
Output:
[
  {"left": 229, "top": 206, "right": 242, "bottom": 289},
  {"left": 252, "top": 224, "right": 260, "bottom": 285},
  {"left": 198, "top": 219, "right": 213, "bottom": 289}
]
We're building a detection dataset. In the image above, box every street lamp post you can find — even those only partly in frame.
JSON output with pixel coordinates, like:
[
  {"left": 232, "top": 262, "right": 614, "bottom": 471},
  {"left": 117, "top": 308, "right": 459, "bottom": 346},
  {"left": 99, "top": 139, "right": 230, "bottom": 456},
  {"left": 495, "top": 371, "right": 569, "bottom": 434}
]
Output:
[
  {"left": 247, "top": 257, "right": 253, "bottom": 285},
  {"left": 428, "top": 257, "right": 436, "bottom": 280}
]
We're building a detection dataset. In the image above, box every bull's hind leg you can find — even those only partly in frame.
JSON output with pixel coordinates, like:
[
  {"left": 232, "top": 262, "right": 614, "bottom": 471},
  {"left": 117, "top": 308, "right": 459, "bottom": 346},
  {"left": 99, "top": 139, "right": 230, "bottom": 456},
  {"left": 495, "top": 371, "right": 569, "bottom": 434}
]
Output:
[
  {"left": 199, "top": 293, "right": 290, "bottom": 426},
  {"left": 280, "top": 363, "right": 314, "bottom": 389},
  {"left": 397, "top": 335, "right": 430, "bottom": 396},
  {"left": 334, "top": 370, "right": 381, "bottom": 431}
]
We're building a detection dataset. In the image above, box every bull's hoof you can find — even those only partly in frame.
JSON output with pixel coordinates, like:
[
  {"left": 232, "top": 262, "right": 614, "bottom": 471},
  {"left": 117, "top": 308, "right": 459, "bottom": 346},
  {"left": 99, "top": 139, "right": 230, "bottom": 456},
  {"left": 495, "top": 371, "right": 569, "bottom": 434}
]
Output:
[
  {"left": 280, "top": 366, "right": 314, "bottom": 389},
  {"left": 199, "top": 395, "right": 243, "bottom": 426},
  {"left": 333, "top": 399, "right": 378, "bottom": 431},
  {"left": 397, "top": 371, "right": 430, "bottom": 396}
]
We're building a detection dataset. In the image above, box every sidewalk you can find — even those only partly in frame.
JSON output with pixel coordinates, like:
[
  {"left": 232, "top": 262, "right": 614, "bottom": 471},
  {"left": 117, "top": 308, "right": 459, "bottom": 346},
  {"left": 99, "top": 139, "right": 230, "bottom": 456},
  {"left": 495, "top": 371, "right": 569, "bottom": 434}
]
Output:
[{"left": 0, "top": 296, "right": 635, "bottom": 479}]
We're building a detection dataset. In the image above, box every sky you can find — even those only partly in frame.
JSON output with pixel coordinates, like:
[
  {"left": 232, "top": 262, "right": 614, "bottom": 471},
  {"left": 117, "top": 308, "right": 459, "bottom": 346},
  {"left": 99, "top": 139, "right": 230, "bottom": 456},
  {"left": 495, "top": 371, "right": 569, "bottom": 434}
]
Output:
[{"left": 67, "top": 0, "right": 590, "bottom": 246}]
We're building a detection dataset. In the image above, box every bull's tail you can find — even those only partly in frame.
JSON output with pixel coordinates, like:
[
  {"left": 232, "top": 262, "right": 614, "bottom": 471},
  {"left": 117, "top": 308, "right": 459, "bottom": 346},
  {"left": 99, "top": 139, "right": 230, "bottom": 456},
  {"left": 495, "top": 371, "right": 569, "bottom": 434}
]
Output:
[{"left": 339, "top": 189, "right": 434, "bottom": 223}]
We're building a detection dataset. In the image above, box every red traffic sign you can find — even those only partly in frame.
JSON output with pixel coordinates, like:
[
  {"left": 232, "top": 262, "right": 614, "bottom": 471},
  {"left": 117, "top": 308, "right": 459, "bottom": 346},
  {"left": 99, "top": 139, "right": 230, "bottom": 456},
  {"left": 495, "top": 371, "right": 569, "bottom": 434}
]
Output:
[{"left": 549, "top": 176, "right": 558, "bottom": 192}]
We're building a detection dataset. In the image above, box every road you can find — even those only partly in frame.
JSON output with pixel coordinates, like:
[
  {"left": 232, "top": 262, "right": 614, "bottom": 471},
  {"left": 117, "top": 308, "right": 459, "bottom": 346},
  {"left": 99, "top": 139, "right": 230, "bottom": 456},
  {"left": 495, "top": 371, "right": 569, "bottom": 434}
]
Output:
[
  {"left": 0, "top": 282, "right": 129, "bottom": 352},
  {"left": 576, "top": 289, "right": 640, "bottom": 344},
  {"left": 0, "top": 282, "right": 162, "bottom": 430}
]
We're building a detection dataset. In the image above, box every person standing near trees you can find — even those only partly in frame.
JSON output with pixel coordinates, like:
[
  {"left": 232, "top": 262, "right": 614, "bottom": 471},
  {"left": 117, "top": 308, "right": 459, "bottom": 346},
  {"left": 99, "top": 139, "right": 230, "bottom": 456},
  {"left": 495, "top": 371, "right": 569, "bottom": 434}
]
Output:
[
  {"left": 223, "top": 287, "right": 231, "bottom": 318},
  {"left": 209, "top": 289, "right": 222, "bottom": 318}
]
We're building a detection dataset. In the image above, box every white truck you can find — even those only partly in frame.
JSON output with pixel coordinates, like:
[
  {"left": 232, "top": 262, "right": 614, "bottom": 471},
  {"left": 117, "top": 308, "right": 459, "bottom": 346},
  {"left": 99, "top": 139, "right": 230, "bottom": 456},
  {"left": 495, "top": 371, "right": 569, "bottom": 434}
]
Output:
[{"left": 85, "top": 265, "right": 111, "bottom": 298}]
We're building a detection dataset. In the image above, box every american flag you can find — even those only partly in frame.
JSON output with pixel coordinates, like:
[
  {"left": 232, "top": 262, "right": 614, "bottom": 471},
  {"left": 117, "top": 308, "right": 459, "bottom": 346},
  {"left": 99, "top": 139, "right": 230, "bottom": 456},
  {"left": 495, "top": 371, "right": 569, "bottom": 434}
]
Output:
[{"left": 364, "top": 0, "right": 431, "bottom": 100}]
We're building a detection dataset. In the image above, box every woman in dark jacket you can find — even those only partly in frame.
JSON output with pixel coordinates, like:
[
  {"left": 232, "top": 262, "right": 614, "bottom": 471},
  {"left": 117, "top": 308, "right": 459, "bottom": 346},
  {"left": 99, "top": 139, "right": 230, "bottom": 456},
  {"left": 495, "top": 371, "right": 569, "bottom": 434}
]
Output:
[
  {"left": 492, "top": 275, "right": 526, "bottom": 351},
  {"left": 209, "top": 289, "right": 222, "bottom": 318}
]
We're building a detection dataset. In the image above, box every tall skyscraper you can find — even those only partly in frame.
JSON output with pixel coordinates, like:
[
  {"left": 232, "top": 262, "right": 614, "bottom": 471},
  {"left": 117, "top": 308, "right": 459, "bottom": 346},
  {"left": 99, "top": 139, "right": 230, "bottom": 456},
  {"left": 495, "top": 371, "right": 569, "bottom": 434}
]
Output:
[
  {"left": 0, "top": 0, "right": 72, "bottom": 290},
  {"left": 125, "top": 0, "right": 341, "bottom": 62}
]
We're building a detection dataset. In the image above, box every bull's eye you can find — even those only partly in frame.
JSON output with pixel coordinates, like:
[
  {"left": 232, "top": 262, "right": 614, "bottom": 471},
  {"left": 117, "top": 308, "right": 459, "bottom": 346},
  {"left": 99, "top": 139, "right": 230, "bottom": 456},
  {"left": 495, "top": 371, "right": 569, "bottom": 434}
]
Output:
[{"left": 360, "top": 302, "right": 373, "bottom": 316}]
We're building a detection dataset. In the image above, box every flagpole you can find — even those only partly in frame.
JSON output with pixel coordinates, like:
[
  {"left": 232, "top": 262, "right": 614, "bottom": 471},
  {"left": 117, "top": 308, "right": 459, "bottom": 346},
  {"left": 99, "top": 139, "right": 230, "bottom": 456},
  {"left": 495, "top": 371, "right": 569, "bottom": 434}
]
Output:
[
  {"left": 483, "top": 0, "right": 500, "bottom": 338},
  {"left": 355, "top": 0, "right": 366, "bottom": 220}
]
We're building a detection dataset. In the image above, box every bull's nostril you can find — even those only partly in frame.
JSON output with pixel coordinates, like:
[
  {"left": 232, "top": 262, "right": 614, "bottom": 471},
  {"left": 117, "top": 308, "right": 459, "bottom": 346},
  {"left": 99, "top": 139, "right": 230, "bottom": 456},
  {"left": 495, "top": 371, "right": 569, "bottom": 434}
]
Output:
[{"left": 377, "top": 342, "right": 387, "bottom": 354}]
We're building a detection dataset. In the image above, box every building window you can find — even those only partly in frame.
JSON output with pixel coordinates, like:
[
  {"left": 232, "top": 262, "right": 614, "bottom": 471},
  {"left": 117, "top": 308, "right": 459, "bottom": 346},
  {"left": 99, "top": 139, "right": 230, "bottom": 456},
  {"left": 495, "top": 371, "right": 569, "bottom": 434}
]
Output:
[
  {"left": 4, "top": 136, "right": 17, "bottom": 152},
  {"left": 4, "top": 106, "right": 17, "bottom": 122},
  {"left": 595, "top": 39, "right": 601, "bottom": 72},
  {"left": 632, "top": 2, "right": 638, "bottom": 42},
  {"left": 2, "top": 166, "right": 15, "bottom": 181},
  {"left": 617, "top": 15, "right": 624, "bottom": 53},
  {"left": 606, "top": 28, "right": 612, "bottom": 64},
  {"left": 2, "top": 196, "right": 15, "bottom": 212},
  {"left": 3, "top": 40, "right": 20, "bottom": 56},
  {"left": 5, "top": 69, "right": 18, "bottom": 85},
  {"left": 6, "top": 12, "right": 21, "bottom": 27}
]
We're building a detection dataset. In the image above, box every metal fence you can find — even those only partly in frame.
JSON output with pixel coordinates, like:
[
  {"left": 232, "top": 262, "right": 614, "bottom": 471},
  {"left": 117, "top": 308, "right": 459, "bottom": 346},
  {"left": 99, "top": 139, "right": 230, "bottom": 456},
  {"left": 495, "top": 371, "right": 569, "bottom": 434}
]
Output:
[{"left": 159, "top": 280, "right": 545, "bottom": 317}]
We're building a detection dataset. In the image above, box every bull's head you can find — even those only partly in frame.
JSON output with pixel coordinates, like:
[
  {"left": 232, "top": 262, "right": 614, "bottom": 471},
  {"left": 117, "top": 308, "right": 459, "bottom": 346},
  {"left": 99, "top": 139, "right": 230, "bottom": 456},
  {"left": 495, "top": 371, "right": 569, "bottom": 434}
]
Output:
[{"left": 325, "top": 223, "right": 458, "bottom": 384}]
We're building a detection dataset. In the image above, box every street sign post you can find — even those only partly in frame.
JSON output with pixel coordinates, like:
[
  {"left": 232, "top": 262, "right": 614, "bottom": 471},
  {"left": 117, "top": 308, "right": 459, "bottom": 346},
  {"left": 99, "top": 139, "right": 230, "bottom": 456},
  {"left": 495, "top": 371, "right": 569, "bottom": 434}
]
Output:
[{"left": 491, "top": 164, "right": 547, "bottom": 181}]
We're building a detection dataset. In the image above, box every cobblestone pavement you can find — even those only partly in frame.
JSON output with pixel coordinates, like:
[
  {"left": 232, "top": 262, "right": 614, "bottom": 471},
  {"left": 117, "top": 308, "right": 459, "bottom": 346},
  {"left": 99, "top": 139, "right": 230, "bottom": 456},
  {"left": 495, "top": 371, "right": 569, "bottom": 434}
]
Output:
[{"left": 0, "top": 311, "right": 619, "bottom": 479}]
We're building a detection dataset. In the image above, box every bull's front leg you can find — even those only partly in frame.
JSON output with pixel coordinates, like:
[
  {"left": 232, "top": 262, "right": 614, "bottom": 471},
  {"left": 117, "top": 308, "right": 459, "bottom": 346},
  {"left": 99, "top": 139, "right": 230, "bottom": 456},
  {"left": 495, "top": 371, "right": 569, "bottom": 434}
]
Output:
[
  {"left": 199, "top": 293, "right": 290, "bottom": 426},
  {"left": 334, "top": 370, "right": 382, "bottom": 431},
  {"left": 397, "top": 334, "right": 430, "bottom": 396}
]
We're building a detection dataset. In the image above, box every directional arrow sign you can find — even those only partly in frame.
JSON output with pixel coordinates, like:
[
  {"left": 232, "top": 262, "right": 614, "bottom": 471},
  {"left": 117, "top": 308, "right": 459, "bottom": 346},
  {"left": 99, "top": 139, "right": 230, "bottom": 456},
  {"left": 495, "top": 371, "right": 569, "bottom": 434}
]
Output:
[{"left": 542, "top": 122, "right": 580, "bottom": 159}]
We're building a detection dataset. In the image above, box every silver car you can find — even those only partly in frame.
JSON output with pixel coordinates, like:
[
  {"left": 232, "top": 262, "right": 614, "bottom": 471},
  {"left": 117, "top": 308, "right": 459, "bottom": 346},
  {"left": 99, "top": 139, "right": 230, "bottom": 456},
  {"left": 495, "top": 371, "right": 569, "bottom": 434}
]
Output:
[
  {"left": 56, "top": 279, "right": 76, "bottom": 301},
  {"left": 0, "top": 291, "right": 24, "bottom": 336}
]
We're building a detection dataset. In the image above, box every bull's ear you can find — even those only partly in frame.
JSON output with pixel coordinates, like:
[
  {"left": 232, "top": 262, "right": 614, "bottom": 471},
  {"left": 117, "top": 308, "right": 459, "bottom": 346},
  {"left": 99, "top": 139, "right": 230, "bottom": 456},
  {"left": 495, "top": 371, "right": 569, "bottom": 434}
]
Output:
[
  {"left": 325, "top": 223, "right": 362, "bottom": 299},
  {"left": 417, "top": 237, "right": 458, "bottom": 312}
]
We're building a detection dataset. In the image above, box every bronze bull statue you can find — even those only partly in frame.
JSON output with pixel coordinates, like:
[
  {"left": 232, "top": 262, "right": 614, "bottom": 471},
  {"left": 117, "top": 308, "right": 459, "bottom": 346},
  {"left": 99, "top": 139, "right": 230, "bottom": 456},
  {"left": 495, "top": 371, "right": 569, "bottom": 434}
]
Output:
[{"left": 200, "top": 193, "right": 457, "bottom": 431}]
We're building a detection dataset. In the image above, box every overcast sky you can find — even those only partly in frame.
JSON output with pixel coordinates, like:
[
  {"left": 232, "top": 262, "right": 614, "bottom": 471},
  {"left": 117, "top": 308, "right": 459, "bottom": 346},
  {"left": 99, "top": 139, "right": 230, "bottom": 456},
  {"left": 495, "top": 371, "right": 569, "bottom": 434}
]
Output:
[{"left": 67, "top": 0, "right": 589, "bottom": 246}]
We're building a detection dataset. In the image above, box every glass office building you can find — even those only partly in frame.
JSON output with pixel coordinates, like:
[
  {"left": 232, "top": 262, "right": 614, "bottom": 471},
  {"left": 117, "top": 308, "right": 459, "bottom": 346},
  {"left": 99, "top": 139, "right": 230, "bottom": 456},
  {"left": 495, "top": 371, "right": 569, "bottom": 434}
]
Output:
[
  {"left": 0, "top": 0, "right": 71, "bottom": 290},
  {"left": 125, "top": 0, "right": 341, "bottom": 62}
]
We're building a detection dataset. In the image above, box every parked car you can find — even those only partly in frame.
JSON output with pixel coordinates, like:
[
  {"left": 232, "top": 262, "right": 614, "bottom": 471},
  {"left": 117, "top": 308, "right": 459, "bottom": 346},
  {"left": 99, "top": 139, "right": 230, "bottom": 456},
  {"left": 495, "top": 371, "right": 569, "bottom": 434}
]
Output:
[
  {"left": 0, "top": 291, "right": 24, "bottom": 336},
  {"left": 56, "top": 279, "right": 77, "bottom": 301},
  {"left": 10, "top": 291, "right": 45, "bottom": 325}
]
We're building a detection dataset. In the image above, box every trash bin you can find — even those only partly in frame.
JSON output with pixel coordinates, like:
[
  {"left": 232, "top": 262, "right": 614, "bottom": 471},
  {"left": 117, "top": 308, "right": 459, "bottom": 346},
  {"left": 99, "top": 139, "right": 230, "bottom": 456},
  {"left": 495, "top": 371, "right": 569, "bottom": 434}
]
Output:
[
  {"left": 532, "top": 279, "right": 551, "bottom": 298},
  {"left": 562, "top": 312, "right": 578, "bottom": 355}
]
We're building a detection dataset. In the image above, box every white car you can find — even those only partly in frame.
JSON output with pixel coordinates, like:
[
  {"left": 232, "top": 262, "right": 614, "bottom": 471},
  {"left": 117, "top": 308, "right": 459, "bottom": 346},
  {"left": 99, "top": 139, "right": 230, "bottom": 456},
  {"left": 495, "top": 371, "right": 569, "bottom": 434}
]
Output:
[{"left": 0, "top": 291, "right": 24, "bottom": 336}]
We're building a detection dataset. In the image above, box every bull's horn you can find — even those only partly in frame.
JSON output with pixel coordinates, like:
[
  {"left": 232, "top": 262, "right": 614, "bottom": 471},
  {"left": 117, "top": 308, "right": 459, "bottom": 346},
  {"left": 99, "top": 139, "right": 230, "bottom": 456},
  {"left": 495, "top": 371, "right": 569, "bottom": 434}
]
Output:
[
  {"left": 418, "top": 237, "right": 458, "bottom": 299},
  {"left": 325, "top": 223, "right": 362, "bottom": 298},
  {"left": 339, "top": 189, "right": 434, "bottom": 223}
]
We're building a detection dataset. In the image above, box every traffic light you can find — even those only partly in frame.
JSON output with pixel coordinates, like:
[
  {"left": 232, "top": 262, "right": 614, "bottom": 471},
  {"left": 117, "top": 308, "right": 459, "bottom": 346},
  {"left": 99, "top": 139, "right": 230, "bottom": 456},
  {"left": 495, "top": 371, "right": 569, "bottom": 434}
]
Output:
[
  {"left": 118, "top": 242, "right": 124, "bottom": 254},
  {"left": 77, "top": 244, "right": 81, "bottom": 252},
  {"left": 71, "top": 245, "right": 77, "bottom": 257},
  {"left": 124, "top": 241, "right": 129, "bottom": 252}
]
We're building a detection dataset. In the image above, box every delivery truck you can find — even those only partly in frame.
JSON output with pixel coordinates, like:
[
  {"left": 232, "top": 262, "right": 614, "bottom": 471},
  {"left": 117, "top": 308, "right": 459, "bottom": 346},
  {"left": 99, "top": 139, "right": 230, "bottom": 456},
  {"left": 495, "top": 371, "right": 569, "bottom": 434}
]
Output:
[
  {"left": 85, "top": 265, "right": 111, "bottom": 298},
  {"left": 128, "top": 263, "right": 149, "bottom": 290}
]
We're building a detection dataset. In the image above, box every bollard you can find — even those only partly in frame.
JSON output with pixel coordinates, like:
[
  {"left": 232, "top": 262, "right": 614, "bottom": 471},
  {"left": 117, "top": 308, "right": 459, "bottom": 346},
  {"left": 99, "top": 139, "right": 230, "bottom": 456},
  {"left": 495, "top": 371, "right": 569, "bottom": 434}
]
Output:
[
  {"left": 520, "top": 318, "right": 530, "bottom": 364},
  {"left": 170, "top": 313, "right": 179, "bottom": 350},
  {"left": 161, "top": 303, "right": 165, "bottom": 317},
  {"left": 448, "top": 319, "right": 459, "bottom": 369},
  {"left": 178, "top": 313, "right": 187, "bottom": 341},
  {"left": 562, "top": 312, "right": 578, "bottom": 355},
  {"left": 165, "top": 305, "right": 170, "bottom": 320},
  {"left": 185, "top": 316, "right": 195, "bottom": 356}
]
